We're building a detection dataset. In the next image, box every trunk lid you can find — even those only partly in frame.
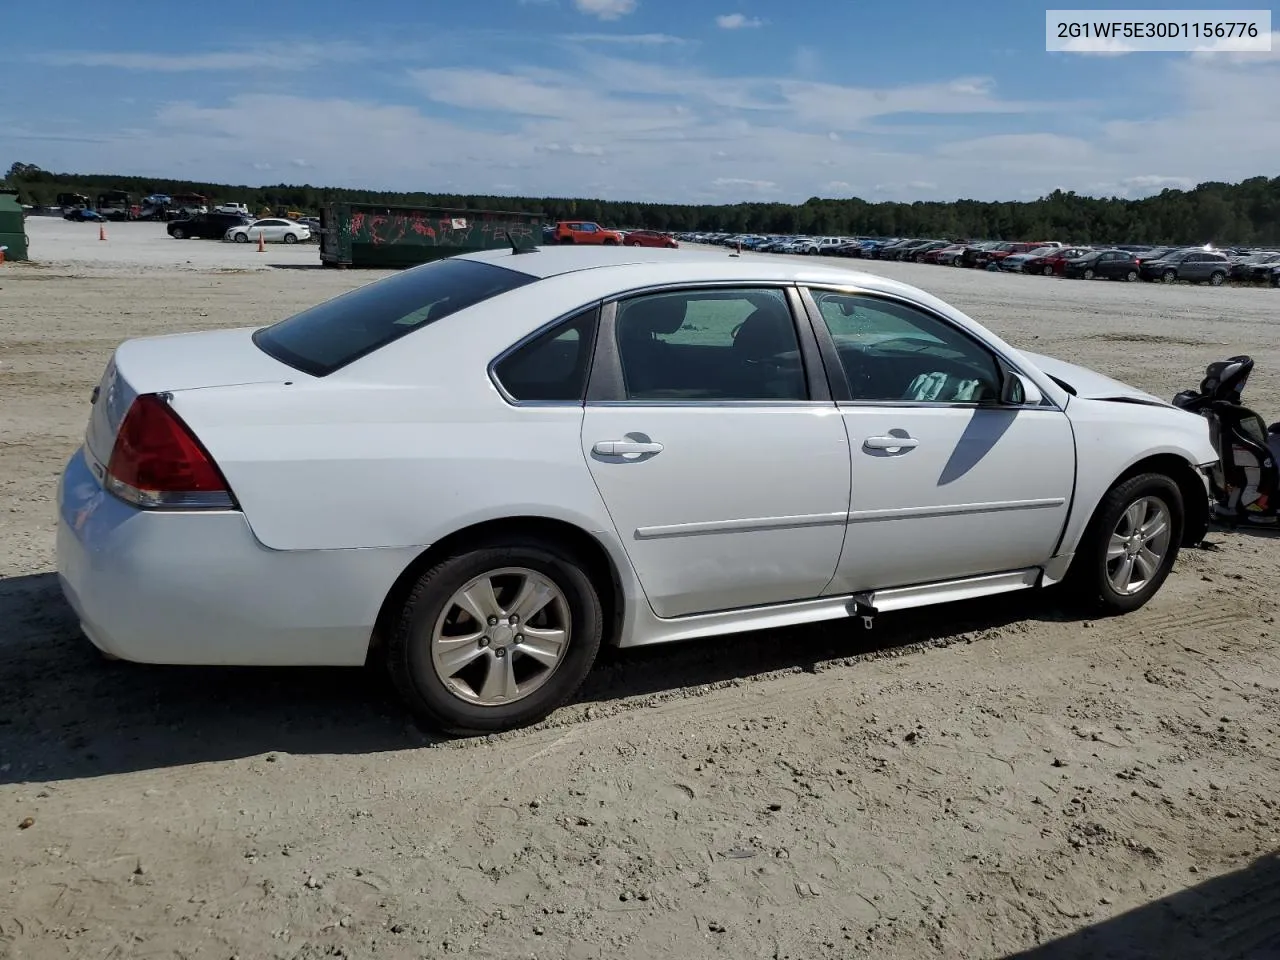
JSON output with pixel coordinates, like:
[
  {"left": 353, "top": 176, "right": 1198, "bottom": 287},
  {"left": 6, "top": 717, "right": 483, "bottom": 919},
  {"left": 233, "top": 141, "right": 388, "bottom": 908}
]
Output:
[{"left": 83, "top": 327, "right": 301, "bottom": 468}]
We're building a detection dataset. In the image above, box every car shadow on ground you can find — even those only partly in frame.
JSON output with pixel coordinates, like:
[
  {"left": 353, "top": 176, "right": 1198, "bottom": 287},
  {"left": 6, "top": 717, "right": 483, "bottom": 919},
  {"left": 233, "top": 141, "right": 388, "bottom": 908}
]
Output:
[
  {"left": 1003, "top": 851, "right": 1280, "bottom": 959},
  {"left": 267, "top": 263, "right": 326, "bottom": 270},
  {"left": 0, "top": 569, "right": 1092, "bottom": 785}
]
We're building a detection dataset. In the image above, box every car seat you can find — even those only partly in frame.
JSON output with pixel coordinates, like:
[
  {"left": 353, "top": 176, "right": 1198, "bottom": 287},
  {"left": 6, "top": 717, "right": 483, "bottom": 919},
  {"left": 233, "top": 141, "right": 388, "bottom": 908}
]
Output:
[
  {"left": 617, "top": 297, "right": 687, "bottom": 395},
  {"left": 730, "top": 300, "right": 805, "bottom": 398}
]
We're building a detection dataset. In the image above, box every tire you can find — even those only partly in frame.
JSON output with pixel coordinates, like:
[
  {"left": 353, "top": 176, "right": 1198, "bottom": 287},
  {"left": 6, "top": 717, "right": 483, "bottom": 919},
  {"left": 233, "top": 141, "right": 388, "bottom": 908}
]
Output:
[
  {"left": 1067, "top": 473, "right": 1184, "bottom": 615},
  {"left": 1043, "top": 266, "right": 1054, "bottom": 276},
  {"left": 171, "top": 227, "right": 185, "bottom": 239},
  {"left": 284, "top": 233, "right": 298, "bottom": 244},
  {"left": 625, "top": 240, "right": 640, "bottom": 246},
  {"left": 559, "top": 237, "right": 574, "bottom": 244},
  {"left": 602, "top": 239, "right": 618, "bottom": 246},
  {"left": 1125, "top": 270, "right": 1138, "bottom": 282},
  {"left": 1209, "top": 271, "right": 1225, "bottom": 286},
  {"left": 1084, "top": 268, "right": 1095, "bottom": 280},
  {"left": 1162, "top": 269, "right": 1177, "bottom": 284},
  {"left": 387, "top": 538, "right": 604, "bottom": 736},
  {"left": 234, "top": 233, "right": 249, "bottom": 243}
]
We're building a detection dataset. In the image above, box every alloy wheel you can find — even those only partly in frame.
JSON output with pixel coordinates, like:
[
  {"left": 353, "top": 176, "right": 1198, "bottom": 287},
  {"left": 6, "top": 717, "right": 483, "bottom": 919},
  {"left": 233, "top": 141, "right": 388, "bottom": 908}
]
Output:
[
  {"left": 1106, "top": 497, "right": 1172, "bottom": 596},
  {"left": 430, "top": 567, "right": 571, "bottom": 706}
]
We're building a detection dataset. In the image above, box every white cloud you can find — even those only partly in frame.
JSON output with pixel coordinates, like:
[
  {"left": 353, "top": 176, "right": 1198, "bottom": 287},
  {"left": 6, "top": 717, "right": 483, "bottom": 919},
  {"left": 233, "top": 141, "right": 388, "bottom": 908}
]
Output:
[
  {"left": 14, "top": 33, "right": 1280, "bottom": 207},
  {"left": 31, "top": 41, "right": 371, "bottom": 71},
  {"left": 573, "top": 0, "right": 636, "bottom": 20},
  {"left": 1056, "top": 36, "right": 1135, "bottom": 56},
  {"left": 712, "top": 177, "right": 777, "bottom": 191},
  {"left": 716, "top": 13, "right": 763, "bottom": 29},
  {"left": 563, "top": 32, "right": 686, "bottom": 44},
  {"left": 1189, "top": 30, "right": 1279, "bottom": 61}
]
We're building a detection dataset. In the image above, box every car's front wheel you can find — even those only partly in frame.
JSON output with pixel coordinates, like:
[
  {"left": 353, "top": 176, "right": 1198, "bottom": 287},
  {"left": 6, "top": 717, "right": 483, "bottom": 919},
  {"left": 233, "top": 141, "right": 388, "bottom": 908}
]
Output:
[
  {"left": 1125, "top": 270, "right": 1139, "bottom": 282},
  {"left": 284, "top": 233, "right": 298, "bottom": 244},
  {"left": 171, "top": 227, "right": 186, "bottom": 239},
  {"left": 233, "top": 232, "right": 249, "bottom": 243},
  {"left": 1208, "top": 270, "right": 1225, "bottom": 286},
  {"left": 1162, "top": 269, "right": 1177, "bottom": 283},
  {"left": 388, "top": 539, "right": 603, "bottom": 735},
  {"left": 1069, "top": 473, "right": 1183, "bottom": 614},
  {"left": 1084, "top": 268, "right": 1095, "bottom": 280}
]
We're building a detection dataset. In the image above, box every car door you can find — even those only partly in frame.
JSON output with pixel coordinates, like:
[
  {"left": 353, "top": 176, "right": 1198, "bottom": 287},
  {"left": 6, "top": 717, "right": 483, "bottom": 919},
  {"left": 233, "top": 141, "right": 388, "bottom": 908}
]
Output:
[
  {"left": 580, "top": 285, "right": 851, "bottom": 619},
  {"left": 801, "top": 286, "right": 1075, "bottom": 594}
]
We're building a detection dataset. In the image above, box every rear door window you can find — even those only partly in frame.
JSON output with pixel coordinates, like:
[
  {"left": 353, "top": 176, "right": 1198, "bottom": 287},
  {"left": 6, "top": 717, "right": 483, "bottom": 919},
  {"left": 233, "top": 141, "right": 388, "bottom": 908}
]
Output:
[{"left": 253, "top": 258, "right": 538, "bottom": 376}]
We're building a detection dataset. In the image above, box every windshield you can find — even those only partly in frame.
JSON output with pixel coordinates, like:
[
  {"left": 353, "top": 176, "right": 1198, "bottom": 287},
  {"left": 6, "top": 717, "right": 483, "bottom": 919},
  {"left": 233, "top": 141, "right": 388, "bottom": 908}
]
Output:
[{"left": 253, "top": 258, "right": 537, "bottom": 377}]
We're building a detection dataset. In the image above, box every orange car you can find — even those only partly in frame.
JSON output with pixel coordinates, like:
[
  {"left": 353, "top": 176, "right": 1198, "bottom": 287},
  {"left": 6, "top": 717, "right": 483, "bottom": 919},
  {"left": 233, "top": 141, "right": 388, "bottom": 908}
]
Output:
[
  {"left": 553, "top": 221, "right": 623, "bottom": 245},
  {"left": 623, "top": 230, "right": 678, "bottom": 249}
]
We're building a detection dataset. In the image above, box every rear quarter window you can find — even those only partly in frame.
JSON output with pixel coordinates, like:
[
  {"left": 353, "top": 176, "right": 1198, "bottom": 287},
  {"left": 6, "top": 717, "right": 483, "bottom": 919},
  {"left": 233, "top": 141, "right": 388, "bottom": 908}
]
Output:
[{"left": 252, "top": 258, "right": 537, "bottom": 376}]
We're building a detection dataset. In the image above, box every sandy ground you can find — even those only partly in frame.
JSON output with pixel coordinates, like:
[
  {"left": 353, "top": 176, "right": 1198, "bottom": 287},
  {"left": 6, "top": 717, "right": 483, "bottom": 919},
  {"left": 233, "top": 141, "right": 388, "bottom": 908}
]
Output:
[{"left": 2, "top": 217, "right": 1280, "bottom": 960}]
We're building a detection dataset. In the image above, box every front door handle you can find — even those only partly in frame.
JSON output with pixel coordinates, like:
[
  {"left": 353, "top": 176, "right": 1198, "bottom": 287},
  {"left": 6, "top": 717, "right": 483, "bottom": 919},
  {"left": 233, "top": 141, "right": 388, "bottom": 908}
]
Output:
[
  {"left": 593, "top": 439, "right": 664, "bottom": 457},
  {"left": 863, "top": 435, "right": 918, "bottom": 452}
]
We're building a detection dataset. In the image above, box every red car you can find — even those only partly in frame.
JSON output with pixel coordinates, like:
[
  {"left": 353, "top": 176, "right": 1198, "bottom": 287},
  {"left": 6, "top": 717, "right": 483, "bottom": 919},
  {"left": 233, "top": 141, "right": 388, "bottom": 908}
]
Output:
[
  {"left": 622, "top": 230, "right": 678, "bottom": 248},
  {"left": 1023, "top": 246, "right": 1093, "bottom": 276},
  {"left": 973, "top": 241, "right": 1041, "bottom": 269}
]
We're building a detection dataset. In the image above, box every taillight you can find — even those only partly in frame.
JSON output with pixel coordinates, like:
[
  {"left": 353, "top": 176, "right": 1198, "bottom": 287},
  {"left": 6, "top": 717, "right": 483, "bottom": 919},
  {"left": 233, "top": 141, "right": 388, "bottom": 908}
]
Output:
[{"left": 105, "top": 394, "right": 236, "bottom": 510}]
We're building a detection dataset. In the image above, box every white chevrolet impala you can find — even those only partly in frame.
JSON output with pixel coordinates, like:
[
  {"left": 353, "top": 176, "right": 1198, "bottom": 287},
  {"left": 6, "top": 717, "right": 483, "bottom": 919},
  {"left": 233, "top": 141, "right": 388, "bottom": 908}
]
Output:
[{"left": 56, "top": 246, "right": 1217, "bottom": 734}]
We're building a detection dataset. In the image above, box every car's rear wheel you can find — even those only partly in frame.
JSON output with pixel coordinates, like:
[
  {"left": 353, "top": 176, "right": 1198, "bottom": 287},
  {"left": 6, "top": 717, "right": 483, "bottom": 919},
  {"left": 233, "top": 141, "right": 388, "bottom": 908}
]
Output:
[
  {"left": 559, "top": 237, "right": 574, "bottom": 244},
  {"left": 284, "top": 233, "right": 298, "bottom": 244},
  {"left": 1084, "top": 268, "right": 1095, "bottom": 280},
  {"left": 1043, "top": 265, "right": 1055, "bottom": 276},
  {"left": 602, "top": 239, "right": 618, "bottom": 245},
  {"left": 171, "top": 227, "right": 185, "bottom": 239},
  {"left": 234, "top": 233, "right": 249, "bottom": 243},
  {"left": 1125, "top": 270, "right": 1138, "bottom": 282},
  {"left": 388, "top": 539, "right": 603, "bottom": 735},
  {"left": 1209, "top": 270, "right": 1225, "bottom": 286},
  {"left": 1068, "top": 473, "right": 1183, "bottom": 614},
  {"left": 1162, "top": 269, "right": 1177, "bottom": 283}
]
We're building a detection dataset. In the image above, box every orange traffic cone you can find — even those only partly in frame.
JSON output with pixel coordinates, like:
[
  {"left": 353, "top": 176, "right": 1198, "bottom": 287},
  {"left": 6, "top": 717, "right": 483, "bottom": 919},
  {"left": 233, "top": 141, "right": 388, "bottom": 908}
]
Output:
[
  {"left": 0, "top": 248, "right": 6, "bottom": 265},
  {"left": 257, "top": 232, "right": 265, "bottom": 253},
  {"left": 99, "top": 224, "right": 107, "bottom": 241}
]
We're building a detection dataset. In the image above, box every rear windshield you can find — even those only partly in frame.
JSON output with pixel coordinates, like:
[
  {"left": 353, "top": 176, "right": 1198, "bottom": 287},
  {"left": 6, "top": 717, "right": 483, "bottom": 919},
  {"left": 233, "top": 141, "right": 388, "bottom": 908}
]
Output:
[{"left": 252, "top": 257, "right": 537, "bottom": 376}]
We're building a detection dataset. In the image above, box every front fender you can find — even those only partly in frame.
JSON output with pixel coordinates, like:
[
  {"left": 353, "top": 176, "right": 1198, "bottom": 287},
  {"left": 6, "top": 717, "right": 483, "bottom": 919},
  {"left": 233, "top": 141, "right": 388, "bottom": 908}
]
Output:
[{"left": 1058, "top": 398, "right": 1217, "bottom": 557}]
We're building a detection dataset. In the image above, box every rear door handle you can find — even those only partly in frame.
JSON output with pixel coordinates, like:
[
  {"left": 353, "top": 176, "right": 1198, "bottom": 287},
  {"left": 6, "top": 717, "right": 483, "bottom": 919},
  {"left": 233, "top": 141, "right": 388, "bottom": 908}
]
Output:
[
  {"left": 593, "top": 440, "right": 664, "bottom": 456},
  {"left": 863, "top": 435, "right": 918, "bottom": 451}
]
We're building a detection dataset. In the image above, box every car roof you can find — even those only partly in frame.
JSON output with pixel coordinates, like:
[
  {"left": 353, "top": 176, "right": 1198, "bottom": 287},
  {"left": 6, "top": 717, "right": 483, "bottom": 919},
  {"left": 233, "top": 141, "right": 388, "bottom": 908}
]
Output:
[{"left": 456, "top": 244, "right": 905, "bottom": 290}]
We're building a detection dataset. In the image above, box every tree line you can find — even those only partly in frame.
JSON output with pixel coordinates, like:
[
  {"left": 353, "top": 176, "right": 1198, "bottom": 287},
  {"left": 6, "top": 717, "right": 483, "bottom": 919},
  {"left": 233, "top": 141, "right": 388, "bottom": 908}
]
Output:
[{"left": 5, "top": 162, "right": 1279, "bottom": 247}]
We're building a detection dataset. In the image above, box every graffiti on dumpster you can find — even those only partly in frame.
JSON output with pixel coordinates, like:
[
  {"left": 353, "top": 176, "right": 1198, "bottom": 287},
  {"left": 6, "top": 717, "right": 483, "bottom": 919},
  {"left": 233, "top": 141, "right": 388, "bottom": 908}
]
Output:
[{"left": 345, "top": 211, "right": 538, "bottom": 248}]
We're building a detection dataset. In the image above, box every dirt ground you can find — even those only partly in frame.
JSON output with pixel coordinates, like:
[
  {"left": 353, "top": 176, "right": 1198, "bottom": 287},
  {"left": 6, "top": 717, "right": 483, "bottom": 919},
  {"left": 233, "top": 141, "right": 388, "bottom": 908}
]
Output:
[{"left": 3, "top": 217, "right": 1280, "bottom": 960}]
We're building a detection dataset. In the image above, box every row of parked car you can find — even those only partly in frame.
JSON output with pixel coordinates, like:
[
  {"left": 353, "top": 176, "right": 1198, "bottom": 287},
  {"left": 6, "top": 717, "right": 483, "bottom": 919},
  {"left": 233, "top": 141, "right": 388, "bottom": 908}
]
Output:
[
  {"left": 679, "top": 232, "right": 1280, "bottom": 287},
  {"left": 164, "top": 210, "right": 318, "bottom": 244}
]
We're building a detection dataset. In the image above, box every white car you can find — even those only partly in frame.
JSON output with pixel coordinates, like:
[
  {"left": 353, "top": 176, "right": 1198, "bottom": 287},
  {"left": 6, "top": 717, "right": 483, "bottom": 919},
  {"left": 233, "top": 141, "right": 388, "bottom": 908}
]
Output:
[
  {"left": 56, "top": 247, "right": 1216, "bottom": 734},
  {"left": 224, "top": 218, "right": 310, "bottom": 244}
]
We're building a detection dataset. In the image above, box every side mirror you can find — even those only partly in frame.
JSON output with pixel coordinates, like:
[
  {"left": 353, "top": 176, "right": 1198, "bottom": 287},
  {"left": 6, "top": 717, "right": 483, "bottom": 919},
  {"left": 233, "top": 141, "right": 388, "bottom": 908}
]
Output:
[{"left": 1000, "top": 371, "right": 1042, "bottom": 406}]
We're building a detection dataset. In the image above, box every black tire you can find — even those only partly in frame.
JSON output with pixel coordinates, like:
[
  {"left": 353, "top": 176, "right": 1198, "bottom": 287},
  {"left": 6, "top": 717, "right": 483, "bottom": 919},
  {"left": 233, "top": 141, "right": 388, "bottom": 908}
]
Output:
[
  {"left": 1208, "top": 270, "right": 1225, "bottom": 286},
  {"left": 602, "top": 238, "right": 618, "bottom": 245},
  {"left": 284, "top": 233, "right": 298, "bottom": 244},
  {"left": 1067, "top": 473, "right": 1184, "bottom": 615},
  {"left": 234, "top": 233, "right": 249, "bottom": 243},
  {"left": 1125, "top": 270, "right": 1138, "bottom": 282},
  {"left": 387, "top": 538, "right": 603, "bottom": 736},
  {"left": 171, "top": 227, "right": 185, "bottom": 239},
  {"left": 1084, "top": 268, "right": 1095, "bottom": 280},
  {"left": 1162, "top": 269, "right": 1177, "bottom": 283},
  {"left": 1043, "top": 265, "right": 1054, "bottom": 276},
  {"left": 559, "top": 236, "right": 574, "bottom": 244}
]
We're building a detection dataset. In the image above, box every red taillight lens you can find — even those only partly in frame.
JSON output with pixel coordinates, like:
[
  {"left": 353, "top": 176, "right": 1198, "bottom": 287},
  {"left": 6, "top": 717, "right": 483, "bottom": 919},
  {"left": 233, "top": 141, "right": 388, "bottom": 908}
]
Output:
[{"left": 105, "top": 394, "right": 236, "bottom": 509}]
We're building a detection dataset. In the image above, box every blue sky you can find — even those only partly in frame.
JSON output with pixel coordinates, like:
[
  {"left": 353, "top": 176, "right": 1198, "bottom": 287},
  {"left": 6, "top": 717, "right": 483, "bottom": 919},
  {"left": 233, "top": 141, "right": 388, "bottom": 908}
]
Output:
[{"left": 2, "top": 0, "right": 1277, "bottom": 204}]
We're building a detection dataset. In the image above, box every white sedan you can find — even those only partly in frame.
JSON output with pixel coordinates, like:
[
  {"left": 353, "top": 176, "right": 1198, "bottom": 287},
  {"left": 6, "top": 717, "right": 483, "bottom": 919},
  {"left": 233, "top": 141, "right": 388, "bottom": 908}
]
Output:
[
  {"left": 223, "top": 218, "right": 310, "bottom": 244},
  {"left": 56, "top": 247, "right": 1216, "bottom": 734}
]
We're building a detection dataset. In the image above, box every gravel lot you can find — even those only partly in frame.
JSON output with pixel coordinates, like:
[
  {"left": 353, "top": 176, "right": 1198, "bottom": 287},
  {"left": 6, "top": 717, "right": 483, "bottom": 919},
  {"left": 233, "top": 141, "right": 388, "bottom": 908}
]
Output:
[{"left": 3, "top": 216, "right": 1280, "bottom": 959}]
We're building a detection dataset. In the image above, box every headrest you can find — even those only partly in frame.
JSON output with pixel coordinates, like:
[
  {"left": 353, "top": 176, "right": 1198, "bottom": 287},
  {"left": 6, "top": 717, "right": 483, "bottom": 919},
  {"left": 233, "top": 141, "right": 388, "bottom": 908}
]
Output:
[
  {"left": 1200, "top": 355, "right": 1252, "bottom": 401},
  {"left": 733, "top": 300, "right": 796, "bottom": 358},
  {"left": 620, "top": 297, "right": 686, "bottom": 339}
]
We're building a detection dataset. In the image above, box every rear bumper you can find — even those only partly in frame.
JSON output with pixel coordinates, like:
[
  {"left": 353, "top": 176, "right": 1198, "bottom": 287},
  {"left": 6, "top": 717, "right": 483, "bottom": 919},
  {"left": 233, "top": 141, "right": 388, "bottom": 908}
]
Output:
[{"left": 56, "top": 447, "right": 422, "bottom": 666}]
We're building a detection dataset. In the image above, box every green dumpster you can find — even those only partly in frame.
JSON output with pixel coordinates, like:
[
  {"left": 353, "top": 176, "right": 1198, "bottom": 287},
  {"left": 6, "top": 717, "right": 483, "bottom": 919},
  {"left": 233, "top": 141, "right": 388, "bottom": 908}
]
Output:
[
  {"left": 318, "top": 203, "right": 542, "bottom": 268},
  {"left": 0, "top": 189, "right": 28, "bottom": 261}
]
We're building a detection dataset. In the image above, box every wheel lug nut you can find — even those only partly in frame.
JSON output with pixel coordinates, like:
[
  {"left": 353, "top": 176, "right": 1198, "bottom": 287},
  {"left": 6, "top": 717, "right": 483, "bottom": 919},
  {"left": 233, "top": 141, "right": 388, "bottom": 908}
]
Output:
[
  {"left": 495, "top": 648, "right": 506, "bottom": 659},
  {"left": 514, "top": 635, "right": 524, "bottom": 645},
  {"left": 487, "top": 616, "right": 499, "bottom": 626},
  {"left": 479, "top": 637, "right": 490, "bottom": 647}
]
